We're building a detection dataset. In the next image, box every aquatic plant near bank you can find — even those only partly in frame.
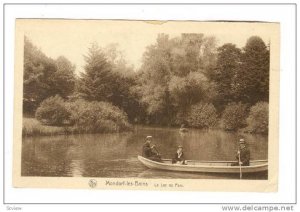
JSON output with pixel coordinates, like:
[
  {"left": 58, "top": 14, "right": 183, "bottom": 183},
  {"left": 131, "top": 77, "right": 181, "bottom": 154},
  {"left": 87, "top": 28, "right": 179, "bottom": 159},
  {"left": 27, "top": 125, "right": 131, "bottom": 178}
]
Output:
[{"left": 245, "top": 102, "right": 269, "bottom": 134}]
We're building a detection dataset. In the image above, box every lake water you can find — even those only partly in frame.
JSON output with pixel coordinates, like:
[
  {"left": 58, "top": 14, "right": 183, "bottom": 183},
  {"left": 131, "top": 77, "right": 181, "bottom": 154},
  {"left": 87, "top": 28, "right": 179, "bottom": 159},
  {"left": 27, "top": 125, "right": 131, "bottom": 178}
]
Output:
[{"left": 22, "top": 126, "right": 268, "bottom": 179}]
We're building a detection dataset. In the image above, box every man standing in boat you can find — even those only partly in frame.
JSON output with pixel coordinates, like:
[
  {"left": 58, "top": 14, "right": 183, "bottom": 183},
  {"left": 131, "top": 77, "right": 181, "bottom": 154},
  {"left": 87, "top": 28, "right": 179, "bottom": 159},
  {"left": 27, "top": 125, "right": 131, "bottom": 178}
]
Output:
[
  {"left": 142, "top": 136, "right": 162, "bottom": 162},
  {"left": 232, "top": 138, "right": 250, "bottom": 166}
]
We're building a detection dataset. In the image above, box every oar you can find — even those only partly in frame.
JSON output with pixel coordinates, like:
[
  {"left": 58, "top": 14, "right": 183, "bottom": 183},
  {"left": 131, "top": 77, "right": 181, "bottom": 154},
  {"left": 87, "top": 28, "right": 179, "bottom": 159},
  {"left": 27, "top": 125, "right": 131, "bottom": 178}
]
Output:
[
  {"left": 238, "top": 150, "right": 242, "bottom": 179},
  {"left": 152, "top": 145, "right": 160, "bottom": 156}
]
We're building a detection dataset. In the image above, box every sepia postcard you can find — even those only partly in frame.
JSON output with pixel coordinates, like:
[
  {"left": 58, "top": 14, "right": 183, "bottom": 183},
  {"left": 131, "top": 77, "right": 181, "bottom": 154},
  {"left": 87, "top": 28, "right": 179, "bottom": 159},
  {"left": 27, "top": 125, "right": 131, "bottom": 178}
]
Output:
[{"left": 13, "top": 19, "right": 280, "bottom": 192}]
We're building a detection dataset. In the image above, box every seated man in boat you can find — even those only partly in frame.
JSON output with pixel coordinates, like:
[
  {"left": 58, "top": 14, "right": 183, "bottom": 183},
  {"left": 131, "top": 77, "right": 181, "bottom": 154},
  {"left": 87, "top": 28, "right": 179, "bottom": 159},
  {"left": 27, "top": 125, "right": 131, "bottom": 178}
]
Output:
[
  {"left": 232, "top": 139, "right": 250, "bottom": 166},
  {"left": 172, "top": 145, "right": 186, "bottom": 165},
  {"left": 142, "top": 136, "right": 162, "bottom": 162}
]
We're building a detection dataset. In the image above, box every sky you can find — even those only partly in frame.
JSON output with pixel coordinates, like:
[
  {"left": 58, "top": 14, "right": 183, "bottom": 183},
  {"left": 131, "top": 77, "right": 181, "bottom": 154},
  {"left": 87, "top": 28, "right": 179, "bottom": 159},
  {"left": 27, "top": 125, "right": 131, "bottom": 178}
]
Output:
[{"left": 22, "top": 20, "right": 272, "bottom": 75}]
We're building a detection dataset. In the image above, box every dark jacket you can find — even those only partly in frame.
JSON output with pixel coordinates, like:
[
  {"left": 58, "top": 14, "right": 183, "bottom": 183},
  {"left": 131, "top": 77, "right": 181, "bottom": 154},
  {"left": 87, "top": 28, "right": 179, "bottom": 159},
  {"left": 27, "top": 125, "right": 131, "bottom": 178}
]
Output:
[
  {"left": 142, "top": 143, "right": 156, "bottom": 158},
  {"left": 142, "top": 143, "right": 161, "bottom": 162},
  {"left": 172, "top": 152, "right": 185, "bottom": 164},
  {"left": 236, "top": 146, "right": 250, "bottom": 166}
]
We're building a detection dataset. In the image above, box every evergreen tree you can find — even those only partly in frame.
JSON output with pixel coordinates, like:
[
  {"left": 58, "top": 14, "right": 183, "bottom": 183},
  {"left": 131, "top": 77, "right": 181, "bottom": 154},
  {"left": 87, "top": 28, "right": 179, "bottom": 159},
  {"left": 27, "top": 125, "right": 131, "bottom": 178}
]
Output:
[
  {"left": 211, "top": 43, "right": 242, "bottom": 110},
  {"left": 77, "top": 43, "right": 117, "bottom": 101},
  {"left": 234, "top": 36, "right": 270, "bottom": 104}
]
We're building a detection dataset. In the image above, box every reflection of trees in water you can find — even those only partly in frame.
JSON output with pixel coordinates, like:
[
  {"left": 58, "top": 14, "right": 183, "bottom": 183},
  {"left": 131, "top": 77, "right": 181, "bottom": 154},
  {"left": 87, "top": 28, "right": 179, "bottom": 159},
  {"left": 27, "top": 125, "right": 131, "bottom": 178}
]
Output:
[
  {"left": 22, "top": 133, "right": 133, "bottom": 177},
  {"left": 180, "top": 129, "right": 236, "bottom": 161},
  {"left": 79, "top": 133, "right": 132, "bottom": 177},
  {"left": 242, "top": 133, "right": 268, "bottom": 160},
  {"left": 69, "top": 159, "right": 84, "bottom": 177},
  {"left": 137, "top": 127, "right": 186, "bottom": 159},
  {"left": 22, "top": 136, "right": 72, "bottom": 176},
  {"left": 22, "top": 127, "right": 268, "bottom": 178},
  {"left": 179, "top": 129, "right": 267, "bottom": 161}
]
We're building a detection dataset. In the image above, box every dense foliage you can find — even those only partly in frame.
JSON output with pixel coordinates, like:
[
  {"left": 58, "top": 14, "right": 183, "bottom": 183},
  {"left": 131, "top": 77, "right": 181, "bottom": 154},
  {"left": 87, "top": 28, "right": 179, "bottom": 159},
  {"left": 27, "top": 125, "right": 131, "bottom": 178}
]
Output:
[
  {"left": 35, "top": 96, "right": 131, "bottom": 133},
  {"left": 35, "top": 95, "right": 70, "bottom": 126},
  {"left": 133, "top": 34, "right": 217, "bottom": 125},
  {"left": 221, "top": 102, "right": 248, "bottom": 131},
  {"left": 186, "top": 102, "right": 218, "bottom": 128},
  {"left": 236, "top": 37, "right": 270, "bottom": 104},
  {"left": 23, "top": 37, "right": 76, "bottom": 114},
  {"left": 246, "top": 102, "right": 269, "bottom": 134},
  {"left": 24, "top": 33, "right": 270, "bottom": 134},
  {"left": 66, "top": 100, "right": 131, "bottom": 133},
  {"left": 76, "top": 43, "right": 141, "bottom": 122},
  {"left": 210, "top": 43, "right": 242, "bottom": 111}
]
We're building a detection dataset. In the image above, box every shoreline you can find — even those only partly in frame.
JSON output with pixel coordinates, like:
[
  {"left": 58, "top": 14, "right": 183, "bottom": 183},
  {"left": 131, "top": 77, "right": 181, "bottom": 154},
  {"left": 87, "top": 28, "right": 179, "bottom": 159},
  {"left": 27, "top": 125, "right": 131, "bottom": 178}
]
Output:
[
  {"left": 22, "top": 117, "right": 133, "bottom": 137},
  {"left": 23, "top": 118, "right": 268, "bottom": 137}
]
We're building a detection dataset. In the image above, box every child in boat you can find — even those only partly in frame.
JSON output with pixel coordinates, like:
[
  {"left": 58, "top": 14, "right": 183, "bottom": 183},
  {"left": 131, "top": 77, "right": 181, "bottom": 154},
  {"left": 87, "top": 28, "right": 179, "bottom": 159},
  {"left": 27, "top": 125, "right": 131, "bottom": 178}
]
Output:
[
  {"left": 142, "top": 136, "right": 162, "bottom": 162},
  {"left": 172, "top": 145, "right": 186, "bottom": 165}
]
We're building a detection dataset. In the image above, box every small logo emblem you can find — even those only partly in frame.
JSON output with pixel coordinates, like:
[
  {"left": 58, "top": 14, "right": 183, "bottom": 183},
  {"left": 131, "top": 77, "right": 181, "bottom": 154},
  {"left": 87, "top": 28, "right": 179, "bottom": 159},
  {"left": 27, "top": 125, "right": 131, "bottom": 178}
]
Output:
[{"left": 88, "top": 179, "right": 97, "bottom": 188}]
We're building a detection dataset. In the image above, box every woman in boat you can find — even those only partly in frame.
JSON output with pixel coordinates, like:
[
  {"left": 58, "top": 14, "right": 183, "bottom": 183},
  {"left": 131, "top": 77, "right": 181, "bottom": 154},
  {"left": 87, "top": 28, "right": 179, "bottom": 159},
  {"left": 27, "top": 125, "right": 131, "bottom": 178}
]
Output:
[
  {"left": 232, "top": 139, "right": 250, "bottom": 166},
  {"left": 172, "top": 145, "right": 186, "bottom": 165},
  {"left": 142, "top": 136, "right": 162, "bottom": 162}
]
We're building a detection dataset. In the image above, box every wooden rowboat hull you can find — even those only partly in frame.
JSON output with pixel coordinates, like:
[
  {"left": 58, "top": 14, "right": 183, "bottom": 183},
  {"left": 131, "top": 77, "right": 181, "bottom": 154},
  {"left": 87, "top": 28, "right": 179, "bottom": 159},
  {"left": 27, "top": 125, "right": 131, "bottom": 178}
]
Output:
[{"left": 138, "top": 156, "right": 268, "bottom": 173}]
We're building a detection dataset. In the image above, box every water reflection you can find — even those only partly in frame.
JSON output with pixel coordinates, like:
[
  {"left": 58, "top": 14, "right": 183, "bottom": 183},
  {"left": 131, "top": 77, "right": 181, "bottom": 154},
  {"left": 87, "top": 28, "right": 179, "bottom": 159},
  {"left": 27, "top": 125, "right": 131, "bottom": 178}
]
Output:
[{"left": 22, "top": 126, "right": 268, "bottom": 179}]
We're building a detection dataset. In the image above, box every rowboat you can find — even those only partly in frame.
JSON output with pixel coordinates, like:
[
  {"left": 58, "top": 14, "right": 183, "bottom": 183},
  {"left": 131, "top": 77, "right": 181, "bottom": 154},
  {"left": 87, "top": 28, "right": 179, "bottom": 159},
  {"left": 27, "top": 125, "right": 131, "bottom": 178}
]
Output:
[{"left": 137, "top": 156, "right": 268, "bottom": 173}]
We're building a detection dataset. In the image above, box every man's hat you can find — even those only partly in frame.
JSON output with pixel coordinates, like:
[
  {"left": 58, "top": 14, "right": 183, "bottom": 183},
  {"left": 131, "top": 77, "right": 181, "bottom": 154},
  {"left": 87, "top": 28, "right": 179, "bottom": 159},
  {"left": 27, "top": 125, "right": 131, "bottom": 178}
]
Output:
[
  {"left": 177, "top": 145, "right": 183, "bottom": 149},
  {"left": 239, "top": 138, "right": 245, "bottom": 144},
  {"left": 146, "top": 136, "right": 152, "bottom": 140}
]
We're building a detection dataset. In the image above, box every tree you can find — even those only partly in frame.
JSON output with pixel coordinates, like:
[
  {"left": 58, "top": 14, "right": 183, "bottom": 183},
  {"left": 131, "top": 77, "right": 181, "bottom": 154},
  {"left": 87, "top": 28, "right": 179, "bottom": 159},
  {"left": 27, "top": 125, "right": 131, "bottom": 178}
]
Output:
[
  {"left": 66, "top": 99, "right": 131, "bottom": 133},
  {"left": 35, "top": 95, "right": 70, "bottom": 126},
  {"left": 170, "top": 34, "right": 217, "bottom": 77},
  {"left": 76, "top": 43, "right": 142, "bottom": 122},
  {"left": 23, "top": 37, "right": 57, "bottom": 114},
  {"left": 133, "top": 79, "right": 171, "bottom": 124},
  {"left": 141, "top": 34, "right": 172, "bottom": 84},
  {"left": 111, "top": 74, "right": 143, "bottom": 122},
  {"left": 52, "top": 56, "right": 76, "bottom": 98},
  {"left": 77, "top": 43, "right": 117, "bottom": 101},
  {"left": 103, "top": 43, "right": 135, "bottom": 77},
  {"left": 210, "top": 43, "right": 242, "bottom": 110},
  {"left": 171, "top": 33, "right": 204, "bottom": 77},
  {"left": 186, "top": 102, "right": 218, "bottom": 128},
  {"left": 168, "top": 72, "right": 210, "bottom": 114},
  {"left": 135, "top": 33, "right": 217, "bottom": 125},
  {"left": 221, "top": 102, "right": 248, "bottom": 131},
  {"left": 246, "top": 102, "right": 269, "bottom": 134},
  {"left": 234, "top": 36, "right": 270, "bottom": 104},
  {"left": 103, "top": 43, "right": 141, "bottom": 121},
  {"left": 23, "top": 37, "right": 76, "bottom": 114},
  {"left": 134, "top": 34, "right": 173, "bottom": 124}
]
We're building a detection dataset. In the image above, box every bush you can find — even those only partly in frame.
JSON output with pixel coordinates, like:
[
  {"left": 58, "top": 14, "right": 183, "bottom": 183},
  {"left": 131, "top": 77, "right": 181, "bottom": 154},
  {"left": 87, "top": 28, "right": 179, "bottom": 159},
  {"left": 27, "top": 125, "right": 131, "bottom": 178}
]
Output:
[
  {"left": 186, "top": 102, "right": 218, "bottom": 128},
  {"left": 246, "top": 102, "right": 269, "bottom": 134},
  {"left": 35, "top": 95, "right": 70, "bottom": 126},
  {"left": 221, "top": 102, "right": 248, "bottom": 131},
  {"left": 66, "top": 99, "right": 132, "bottom": 133}
]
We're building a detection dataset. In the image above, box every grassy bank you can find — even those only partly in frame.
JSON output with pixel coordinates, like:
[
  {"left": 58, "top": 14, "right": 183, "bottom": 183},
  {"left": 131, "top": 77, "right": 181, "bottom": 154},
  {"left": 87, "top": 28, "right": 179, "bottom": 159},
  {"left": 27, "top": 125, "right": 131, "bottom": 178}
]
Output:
[
  {"left": 22, "top": 117, "right": 133, "bottom": 137},
  {"left": 22, "top": 118, "right": 70, "bottom": 137}
]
